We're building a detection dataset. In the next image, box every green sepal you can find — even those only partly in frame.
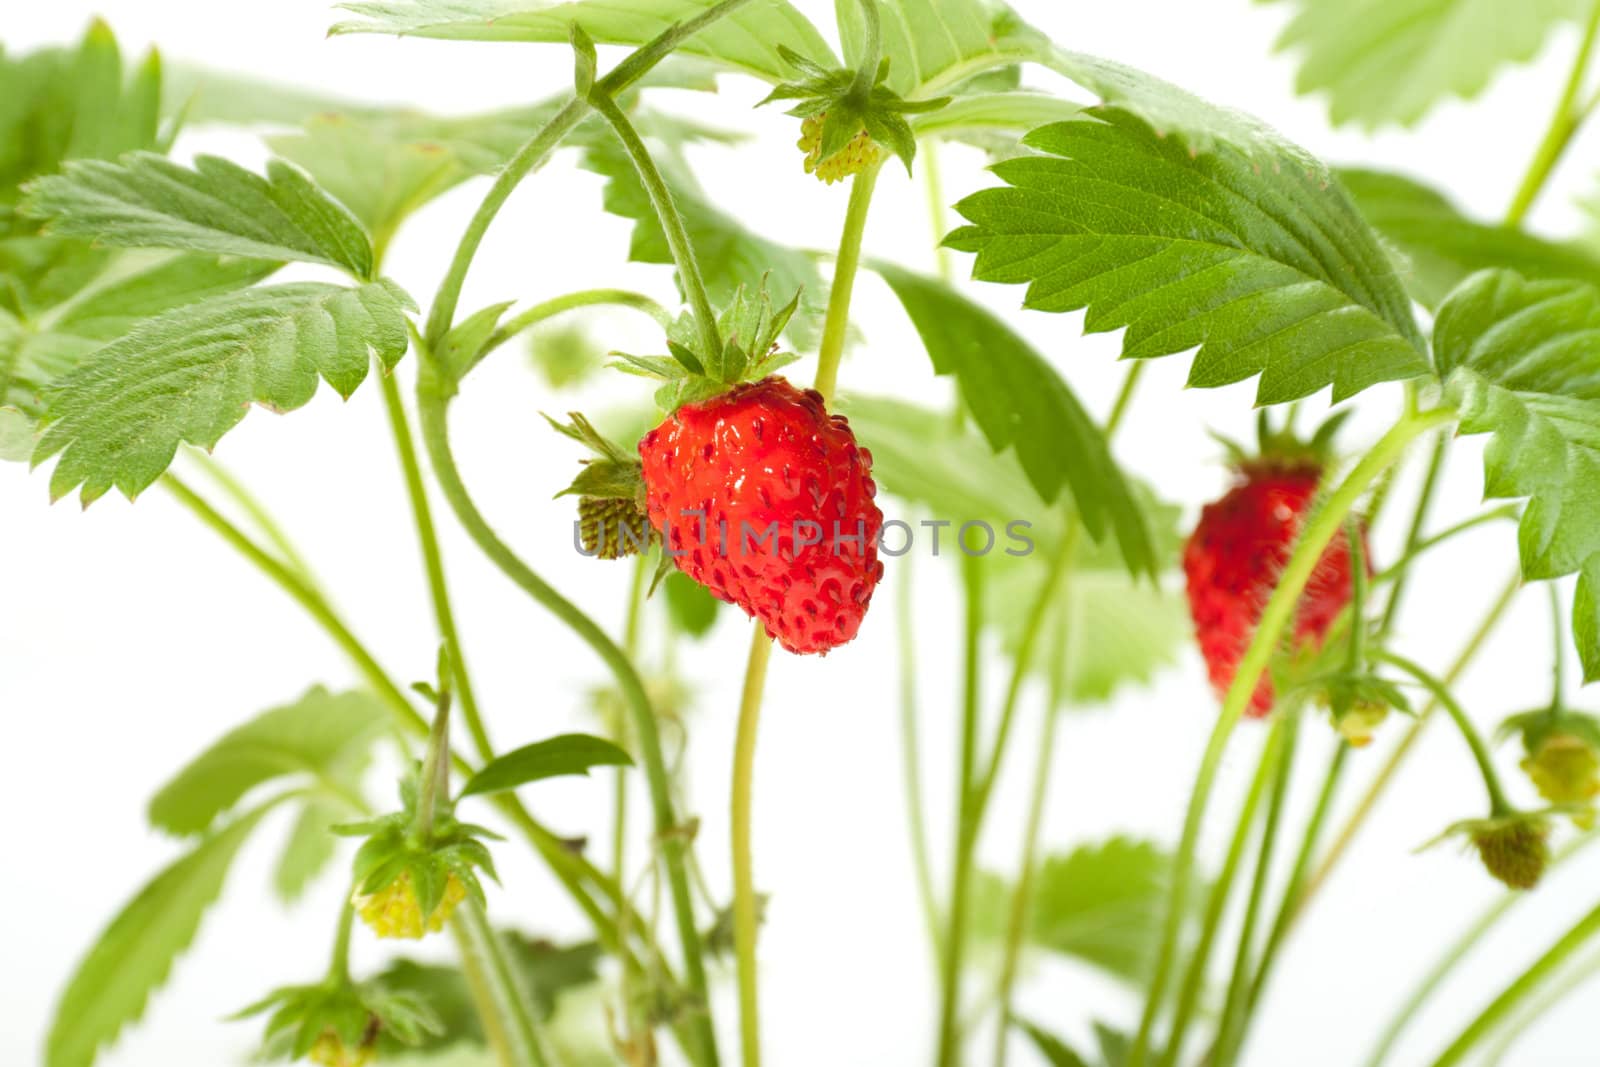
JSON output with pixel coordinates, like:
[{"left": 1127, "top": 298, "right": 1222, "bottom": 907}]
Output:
[
  {"left": 341, "top": 774, "right": 500, "bottom": 918},
  {"left": 544, "top": 411, "right": 646, "bottom": 501},
  {"left": 1498, "top": 707, "right": 1600, "bottom": 754},
  {"left": 235, "top": 974, "right": 440, "bottom": 1061}
]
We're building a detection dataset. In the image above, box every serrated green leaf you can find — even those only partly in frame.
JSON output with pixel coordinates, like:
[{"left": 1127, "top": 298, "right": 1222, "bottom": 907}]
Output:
[
  {"left": 582, "top": 139, "right": 823, "bottom": 348},
  {"left": 949, "top": 111, "right": 1429, "bottom": 405},
  {"left": 36, "top": 278, "right": 415, "bottom": 504},
  {"left": 460, "top": 734, "right": 633, "bottom": 798},
  {"left": 835, "top": 0, "right": 1046, "bottom": 98},
  {"left": 149, "top": 686, "right": 389, "bottom": 836},
  {"left": 1341, "top": 168, "right": 1600, "bottom": 309},
  {"left": 972, "top": 837, "right": 1181, "bottom": 984},
  {"left": 1267, "top": 0, "right": 1586, "bottom": 129},
  {"left": 329, "top": 0, "right": 838, "bottom": 83},
  {"left": 844, "top": 395, "right": 1185, "bottom": 702},
  {"left": 49, "top": 253, "right": 282, "bottom": 340},
  {"left": 1433, "top": 269, "right": 1600, "bottom": 680},
  {"left": 867, "top": 263, "right": 1156, "bottom": 577},
  {"left": 24, "top": 153, "right": 376, "bottom": 278},
  {"left": 46, "top": 803, "right": 276, "bottom": 1067},
  {"left": 663, "top": 569, "right": 720, "bottom": 637},
  {"left": 274, "top": 797, "right": 347, "bottom": 903}
]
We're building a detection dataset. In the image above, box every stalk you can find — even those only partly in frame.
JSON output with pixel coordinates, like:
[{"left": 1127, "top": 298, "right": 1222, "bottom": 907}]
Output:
[
  {"left": 1372, "top": 650, "right": 1514, "bottom": 813},
  {"left": 731, "top": 627, "right": 773, "bottom": 1067},
  {"left": 1160, "top": 714, "right": 1293, "bottom": 1067},
  {"left": 184, "top": 448, "right": 321, "bottom": 590},
  {"left": 477, "top": 289, "right": 670, "bottom": 371},
  {"left": 1484, "top": 946, "right": 1600, "bottom": 1066},
  {"left": 898, "top": 550, "right": 943, "bottom": 961},
  {"left": 1505, "top": 0, "right": 1600, "bottom": 224},
  {"left": 457, "top": 897, "right": 558, "bottom": 1067},
  {"left": 1127, "top": 408, "right": 1453, "bottom": 1067},
  {"left": 813, "top": 161, "right": 881, "bottom": 401},
  {"left": 1427, "top": 901, "right": 1600, "bottom": 1067}
]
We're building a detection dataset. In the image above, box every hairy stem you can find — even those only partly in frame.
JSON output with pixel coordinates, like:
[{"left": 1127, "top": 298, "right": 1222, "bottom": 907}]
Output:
[
  {"left": 452, "top": 919, "right": 518, "bottom": 1067},
  {"left": 1372, "top": 650, "right": 1513, "bottom": 812},
  {"left": 415, "top": 372, "right": 718, "bottom": 1067},
  {"left": 813, "top": 161, "right": 881, "bottom": 402},
  {"left": 1428, "top": 901, "right": 1600, "bottom": 1067},
  {"left": 732, "top": 626, "right": 773, "bottom": 1067},
  {"left": 1505, "top": 0, "right": 1600, "bottom": 224},
  {"left": 457, "top": 898, "right": 556, "bottom": 1067},
  {"left": 1127, "top": 408, "right": 1452, "bottom": 1067},
  {"left": 477, "top": 289, "right": 671, "bottom": 373}
]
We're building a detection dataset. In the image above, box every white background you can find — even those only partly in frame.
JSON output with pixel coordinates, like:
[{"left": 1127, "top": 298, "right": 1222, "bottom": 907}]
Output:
[{"left": 5, "top": 1, "right": 1600, "bottom": 1065}]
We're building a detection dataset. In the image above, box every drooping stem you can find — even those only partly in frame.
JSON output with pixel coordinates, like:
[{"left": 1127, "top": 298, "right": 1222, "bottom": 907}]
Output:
[
  {"left": 1213, "top": 713, "right": 1300, "bottom": 1067},
  {"left": 1373, "top": 650, "right": 1513, "bottom": 813},
  {"left": 415, "top": 372, "right": 718, "bottom": 1067},
  {"left": 1369, "top": 506, "right": 1520, "bottom": 588},
  {"left": 422, "top": 0, "right": 759, "bottom": 345},
  {"left": 813, "top": 161, "right": 881, "bottom": 402},
  {"left": 732, "top": 626, "right": 773, "bottom": 1067},
  {"left": 1364, "top": 831, "right": 1600, "bottom": 1067},
  {"left": 1505, "top": 0, "right": 1600, "bottom": 224},
  {"left": 457, "top": 897, "right": 556, "bottom": 1067},
  {"left": 587, "top": 91, "right": 721, "bottom": 360},
  {"left": 1127, "top": 408, "right": 1453, "bottom": 1067},
  {"left": 1160, "top": 713, "right": 1293, "bottom": 1067},
  {"left": 1427, "top": 901, "right": 1600, "bottom": 1067},
  {"left": 478, "top": 289, "right": 670, "bottom": 372},
  {"left": 935, "top": 552, "right": 986, "bottom": 1067},
  {"left": 379, "top": 368, "right": 494, "bottom": 763},
  {"left": 898, "top": 550, "right": 943, "bottom": 961}
]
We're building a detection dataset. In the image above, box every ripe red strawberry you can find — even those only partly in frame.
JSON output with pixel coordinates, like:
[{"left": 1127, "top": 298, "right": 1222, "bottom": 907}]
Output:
[
  {"left": 638, "top": 376, "right": 884, "bottom": 654},
  {"left": 1183, "top": 458, "right": 1369, "bottom": 717}
]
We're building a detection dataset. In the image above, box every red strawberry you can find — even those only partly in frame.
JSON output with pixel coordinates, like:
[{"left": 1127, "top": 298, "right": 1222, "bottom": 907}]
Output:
[
  {"left": 1183, "top": 460, "right": 1369, "bottom": 717},
  {"left": 639, "top": 376, "right": 884, "bottom": 655}
]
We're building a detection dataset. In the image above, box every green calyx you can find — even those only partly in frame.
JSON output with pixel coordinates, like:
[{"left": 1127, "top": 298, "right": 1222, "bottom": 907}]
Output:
[
  {"left": 1499, "top": 707, "right": 1600, "bottom": 826},
  {"left": 1213, "top": 408, "right": 1354, "bottom": 474},
  {"left": 1318, "top": 669, "right": 1411, "bottom": 747},
  {"left": 1437, "top": 813, "right": 1554, "bottom": 891},
  {"left": 236, "top": 975, "right": 439, "bottom": 1065},
  {"left": 610, "top": 282, "right": 802, "bottom": 411},
  {"left": 545, "top": 412, "right": 653, "bottom": 560},
  {"left": 760, "top": 46, "right": 949, "bottom": 179}
]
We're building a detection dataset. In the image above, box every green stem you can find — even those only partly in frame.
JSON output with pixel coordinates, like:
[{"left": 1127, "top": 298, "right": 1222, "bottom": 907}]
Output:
[
  {"left": 415, "top": 685, "right": 453, "bottom": 842},
  {"left": 1505, "top": 0, "right": 1600, "bottom": 224},
  {"left": 479, "top": 288, "right": 670, "bottom": 372},
  {"left": 1370, "top": 506, "right": 1520, "bottom": 589},
  {"left": 1372, "top": 650, "right": 1513, "bottom": 814},
  {"left": 849, "top": 0, "right": 883, "bottom": 96},
  {"left": 732, "top": 626, "right": 773, "bottom": 1067},
  {"left": 898, "top": 549, "right": 943, "bottom": 963},
  {"left": 1365, "top": 831, "right": 1600, "bottom": 1067},
  {"left": 415, "top": 372, "right": 718, "bottom": 1067},
  {"left": 586, "top": 91, "right": 720, "bottom": 360},
  {"left": 1127, "top": 408, "right": 1451, "bottom": 1067},
  {"left": 327, "top": 898, "right": 356, "bottom": 984},
  {"left": 1427, "top": 901, "right": 1600, "bottom": 1067},
  {"left": 1377, "top": 431, "right": 1446, "bottom": 635},
  {"left": 422, "top": 0, "right": 759, "bottom": 347},
  {"left": 379, "top": 367, "right": 494, "bottom": 763},
  {"left": 1548, "top": 581, "right": 1567, "bottom": 710},
  {"left": 1213, "top": 713, "right": 1300, "bottom": 1067},
  {"left": 452, "top": 919, "right": 518, "bottom": 1067},
  {"left": 457, "top": 898, "right": 556, "bottom": 1067},
  {"left": 184, "top": 448, "right": 321, "bottom": 591},
  {"left": 813, "top": 161, "right": 881, "bottom": 402},
  {"left": 922, "top": 139, "right": 953, "bottom": 281},
  {"left": 1161, "top": 714, "right": 1293, "bottom": 1067},
  {"left": 935, "top": 553, "right": 986, "bottom": 1067},
  {"left": 1484, "top": 946, "right": 1600, "bottom": 1066}
]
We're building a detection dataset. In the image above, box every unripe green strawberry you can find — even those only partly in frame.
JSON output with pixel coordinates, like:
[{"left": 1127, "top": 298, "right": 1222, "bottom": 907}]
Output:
[
  {"left": 578, "top": 495, "right": 654, "bottom": 559},
  {"left": 1523, "top": 733, "right": 1600, "bottom": 829},
  {"left": 1470, "top": 817, "right": 1551, "bottom": 890}
]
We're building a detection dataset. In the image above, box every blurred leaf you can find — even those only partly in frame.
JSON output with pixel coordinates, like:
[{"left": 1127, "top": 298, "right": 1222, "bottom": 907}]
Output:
[
  {"left": 867, "top": 265, "right": 1156, "bottom": 578},
  {"left": 1341, "top": 168, "right": 1600, "bottom": 309},
  {"left": 948, "top": 112, "right": 1428, "bottom": 405},
  {"left": 1433, "top": 269, "right": 1600, "bottom": 680},
  {"left": 529, "top": 321, "right": 602, "bottom": 389},
  {"left": 461, "top": 734, "right": 633, "bottom": 797},
  {"left": 47, "top": 804, "right": 276, "bottom": 1067},
  {"left": 274, "top": 797, "right": 348, "bottom": 903},
  {"left": 1016, "top": 1020, "right": 1092, "bottom": 1067},
  {"left": 37, "top": 279, "right": 414, "bottom": 504},
  {"left": 835, "top": 0, "right": 1049, "bottom": 98},
  {"left": 149, "top": 686, "right": 388, "bottom": 835},
  {"left": 663, "top": 570, "right": 720, "bottom": 638},
  {"left": 1266, "top": 0, "right": 1586, "bottom": 129},
  {"left": 329, "top": 0, "right": 838, "bottom": 83},
  {"left": 24, "top": 153, "right": 376, "bottom": 278},
  {"left": 911, "top": 91, "right": 1081, "bottom": 144}
]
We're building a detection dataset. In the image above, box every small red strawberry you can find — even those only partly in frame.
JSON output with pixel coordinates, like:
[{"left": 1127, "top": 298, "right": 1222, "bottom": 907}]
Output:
[
  {"left": 639, "top": 376, "right": 883, "bottom": 654},
  {"left": 1183, "top": 417, "right": 1370, "bottom": 717}
]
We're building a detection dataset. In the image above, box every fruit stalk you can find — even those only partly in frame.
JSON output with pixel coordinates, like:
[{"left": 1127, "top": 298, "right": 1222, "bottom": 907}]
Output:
[
  {"left": 1505, "top": 0, "right": 1600, "bottom": 224},
  {"left": 1372, "top": 651, "right": 1513, "bottom": 813},
  {"left": 1127, "top": 407, "right": 1453, "bottom": 1067},
  {"left": 732, "top": 625, "right": 773, "bottom": 1067}
]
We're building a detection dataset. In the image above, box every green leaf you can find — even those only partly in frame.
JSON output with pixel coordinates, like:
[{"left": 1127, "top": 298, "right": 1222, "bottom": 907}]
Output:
[
  {"left": 948, "top": 111, "right": 1429, "bottom": 405},
  {"left": 843, "top": 395, "right": 1185, "bottom": 702},
  {"left": 867, "top": 263, "right": 1156, "bottom": 577},
  {"left": 24, "top": 152, "right": 376, "bottom": 278},
  {"left": 663, "top": 569, "right": 720, "bottom": 637},
  {"left": 972, "top": 837, "right": 1180, "bottom": 984},
  {"left": 329, "top": 0, "right": 839, "bottom": 83},
  {"left": 1341, "top": 168, "right": 1600, "bottom": 309},
  {"left": 149, "top": 686, "right": 389, "bottom": 836},
  {"left": 49, "top": 253, "right": 282, "bottom": 341},
  {"left": 1015, "top": 1020, "right": 1092, "bottom": 1067},
  {"left": 274, "top": 797, "right": 347, "bottom": 903},
  {"left": 582, "top": 139, "right": 823, "bottom": 347},
  {"left": 46, "top": 804, "right": 276, "bottom": 1067},
  {"left": 834, "top": 0, "right": 1048, "bottom": 98},
  {"left": 1433, "top": 269, "right": 1600, "bottom": 680},
  {"left": 910, "top": 90, "right": 1080, "bottom": 144},
  {"left": 36, "top": 278, "right": 415, "bottom": 504},
  {"left": 1267, "top": 0, "right": 1587, "bottom": 129},
  {"left": 460, "top": 734, "right": 633, "bottom": 798}
]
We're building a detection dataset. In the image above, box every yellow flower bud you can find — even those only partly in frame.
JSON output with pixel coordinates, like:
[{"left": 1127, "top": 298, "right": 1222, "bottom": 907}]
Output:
[
  {"left": 354, "top": 870, "right": 467, "bottom": 940},
  {"left": 309, "top": 1028, "right": 375, "bottom": 1067},
  {"left": 798, "top": 114, "right": 883, "bottom": 184}
]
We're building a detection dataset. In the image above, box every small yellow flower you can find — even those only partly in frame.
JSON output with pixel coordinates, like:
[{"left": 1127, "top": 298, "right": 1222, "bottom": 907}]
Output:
[
  {"left": 309, "top": 1028, "right": 375, "bottom": 1067},
  {"left": 1332, "top": 701, "right": 1389, "bottom": 748},
  {"left": 354, "top": 870, "right": 467, "bottom": 940},
  {"left": 798, "top": 114, "right": 883, "bottom": 184},
  {"left": 1522, "top": 732, "right": 1600, "bottom": 827}
]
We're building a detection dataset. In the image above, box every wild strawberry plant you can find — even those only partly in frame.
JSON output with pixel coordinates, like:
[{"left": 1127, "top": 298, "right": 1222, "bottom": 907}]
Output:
[{"left": 7, "top": 2, "right": 1600, "bottom": 1066}]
